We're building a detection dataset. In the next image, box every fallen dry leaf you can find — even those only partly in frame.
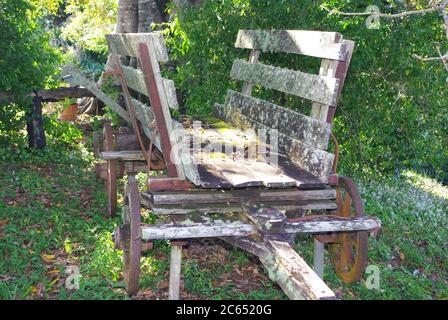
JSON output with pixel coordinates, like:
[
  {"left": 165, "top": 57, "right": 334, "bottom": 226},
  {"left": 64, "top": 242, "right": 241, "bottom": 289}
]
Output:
[
  {"left": 0, "top": 219, "right": 8, "bottom": 228},
  {"left": 41, "top": 254, "right": 56, "bottom": 264}
]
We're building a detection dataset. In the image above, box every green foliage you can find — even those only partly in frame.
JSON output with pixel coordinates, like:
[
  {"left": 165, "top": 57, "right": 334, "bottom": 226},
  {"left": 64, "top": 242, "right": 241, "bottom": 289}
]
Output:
[
  {"left": 163, "top": 0, "right": 448, "bottom": 181},
  {"left": 0, "top": 0, "right": 61, "bottom": 98},
  {"left": 61, "top": 0, "right": 118, "bottom": 55}
]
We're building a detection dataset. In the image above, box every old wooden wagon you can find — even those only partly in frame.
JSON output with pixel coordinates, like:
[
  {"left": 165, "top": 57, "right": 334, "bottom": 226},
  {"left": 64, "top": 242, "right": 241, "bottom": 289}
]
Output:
[{"left": 65, "top": 29, "right": 381, "bottom": 300}]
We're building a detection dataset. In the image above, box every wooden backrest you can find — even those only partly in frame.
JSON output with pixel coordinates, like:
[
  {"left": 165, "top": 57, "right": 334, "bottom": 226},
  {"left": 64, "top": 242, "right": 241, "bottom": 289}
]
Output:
[
  {"left": 214, "top": 30, "right": 355, "bottom": 182},
  {"left": 106, "top": 33, "right": 179, "bottom": 111},
  {"left": 105, "top": 32, "right": 185, "bottom": 180}
]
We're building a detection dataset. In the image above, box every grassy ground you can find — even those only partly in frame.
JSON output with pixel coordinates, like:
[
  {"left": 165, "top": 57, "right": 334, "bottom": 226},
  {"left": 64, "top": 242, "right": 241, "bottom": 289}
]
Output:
[{"left": 0, "top": 125, "right": 447, "bottom": 300}]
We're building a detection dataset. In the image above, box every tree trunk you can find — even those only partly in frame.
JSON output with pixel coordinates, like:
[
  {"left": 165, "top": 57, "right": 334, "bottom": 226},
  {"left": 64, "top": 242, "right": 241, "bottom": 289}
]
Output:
[
  {"left": 138, "top": 0, "right": 163, "bottom": 32},
  {"left": 116, "top": 0, "right": 139, "bottom": 33},
  {"left": 26, "top": 96, "right": 46, "bottom": 149}
]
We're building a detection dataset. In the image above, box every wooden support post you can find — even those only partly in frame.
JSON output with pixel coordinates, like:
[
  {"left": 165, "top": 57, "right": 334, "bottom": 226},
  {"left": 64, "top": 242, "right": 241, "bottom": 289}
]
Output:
[
  {"left": 169, "top": 242, "right": 184, "bottom": 300},
  {"left": 313, "top": 239, "right": 324, "bottom": 280},
  {"left": 26, "top": 96, "right": 46, "bottom": 149}
]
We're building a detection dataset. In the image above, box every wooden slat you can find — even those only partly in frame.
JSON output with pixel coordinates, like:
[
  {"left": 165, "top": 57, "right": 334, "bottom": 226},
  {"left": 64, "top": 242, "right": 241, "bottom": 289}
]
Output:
[
  {"left": 142, "top": 200, "right": 337, "bottom": 215},
  {"left": 100, "top": 151, "right": 145, "bottom": 161},
  {"left": 62, "top": 65, "right": 131, "bottom": 123},
  {"left": 226, "top": 90, "right": 332, "bottom": 149},
  {"left": 147, "top": 188, "right": 336, "bottom": 206},
  {"left": 235, "top": 30, "right": 347, "bottom": 61},
  {"left": 122, "top": 66, "right": 179, "bottom": 110},
  {"left": 214, "top": 103, "right": 334, "bottom": 182},
  {"left": 260, "top": 240, "right": 336, "bottom": 300},
  {"left": 106, "top": 33, "right": 169, "bottom": 62},
  {"left": 140, "top": 216, "right": 256, "bottom": 240},
  {"left": 231, "top": 59, "right": 340, "bottom": 106}
]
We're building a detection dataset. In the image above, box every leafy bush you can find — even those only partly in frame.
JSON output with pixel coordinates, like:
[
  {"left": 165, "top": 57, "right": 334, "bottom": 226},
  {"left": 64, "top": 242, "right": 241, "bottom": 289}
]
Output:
[{"left": 162, "top": 0, "right": 448, "bottom": 181}]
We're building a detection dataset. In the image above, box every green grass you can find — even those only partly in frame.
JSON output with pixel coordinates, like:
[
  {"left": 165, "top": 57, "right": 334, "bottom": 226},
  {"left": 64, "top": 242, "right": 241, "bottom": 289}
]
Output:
[{"left": 0, "top": 135, "right": 446, "bottom": 300}]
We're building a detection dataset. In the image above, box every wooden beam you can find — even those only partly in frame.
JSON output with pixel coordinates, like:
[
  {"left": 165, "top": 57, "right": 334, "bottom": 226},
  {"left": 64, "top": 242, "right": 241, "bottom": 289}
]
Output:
[
  {"left": 0, "top": 87, "right": 94, "bottom": 104},
  {"left": 62, "top": 65, "right": 131, "bottom": 123},
  {"left": 106, "top": 33, "right": 169, "bottom": 62},
  {"left": 140, "top": 217, "right": 256, "bottom": 241},
  {"left": 231, "top": 59, "right": 340, "bottom": 106},
  {"left": 235, "top": 30, "right": 348, "bottom": 61},
  {"left": 260, "top": 240, "right": 336, "bottom": 300},
  {"left": 147, "top": 188, "right": 336, "bottom": 206}
]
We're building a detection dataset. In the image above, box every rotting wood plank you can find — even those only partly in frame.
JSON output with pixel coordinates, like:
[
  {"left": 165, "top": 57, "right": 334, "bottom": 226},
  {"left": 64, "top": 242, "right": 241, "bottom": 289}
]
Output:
[
  {"left": 231, "top": 59, "right": 340, "bottom": 106},
  {"left": 146, "top": 188, "right": 336, "bottom": 206},
  {"left": 62, "top": 65, "right": 131, "bottom": 123},
  {"left": 106, "top": 33, "right": 169, "bottom": 62},
  {"left": 235, "top": 30, "right": 347, "bottom": 61},
  {"left": 122, "top": 66, "right": 179, "bottom": 110},
  {"left": 226, "top": 90, "right": 332, "bottom": 149}
]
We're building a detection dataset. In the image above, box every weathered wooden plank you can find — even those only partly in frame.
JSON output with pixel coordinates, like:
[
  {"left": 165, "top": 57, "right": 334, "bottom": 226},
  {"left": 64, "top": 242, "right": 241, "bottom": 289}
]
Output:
[
  {"left": 260, "top": 240, "right": 336, "bottom": 300},
  {"left": 199, "top": 154, "right": 264, "bottom": 188},
  {"left": 62, "top": 65, "right": 131, "bottom": 123},
  {"left": 214, "top": 103, "right": 335, "bottom": 182},
  {"left": 283, "top": 217, "right": 381, "bottom": 234},
  {"left": 147, "top": 188, "right": 336, "bottom": 206},
  {"left": 231, "top": 59, "right": 340, "bottom": 106},
  {"left": 144, "top": 200, "right": 337, "bottom": 215},
  {"left": 235, "top": 30, "right": 347, "bottom": 61},
  {"left": 140, "top": 216, "right": 256, "bottom": 240},
  {"left": 106, "top": 33, "right": 169, "bottom": 62},
  {"left": 100, "top": 151, "right": 146, "bottom": 161},
  {"left": 226, "top": 90, "right": 332, "bottom": 149},
  {"left": 122, "top": 66, "right": 179, "bottom": 110},
  {"left": 232, "top": 158, "right": 297, "bottom": 188}
]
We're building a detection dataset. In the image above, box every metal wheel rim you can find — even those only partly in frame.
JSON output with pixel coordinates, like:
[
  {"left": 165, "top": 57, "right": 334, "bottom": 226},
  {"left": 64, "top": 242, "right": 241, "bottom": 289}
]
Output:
[
  {"left": 123, "top": 175, "right": 142, "bottom": 296},
  {"left": 328, "top": 176, "right": 368, "bottom": 283}
]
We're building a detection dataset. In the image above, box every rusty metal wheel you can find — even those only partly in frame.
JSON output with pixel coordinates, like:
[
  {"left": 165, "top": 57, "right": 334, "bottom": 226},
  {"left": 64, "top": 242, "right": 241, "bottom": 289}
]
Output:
[
  {"left": 103, "top": 121, "right": 117, "bottom": 217},
  {"left": 328, "top": 176, "right": 368, "bottom": 283},
  {"left": 123, "top": 175, "right": 142, "bottom": 296}
]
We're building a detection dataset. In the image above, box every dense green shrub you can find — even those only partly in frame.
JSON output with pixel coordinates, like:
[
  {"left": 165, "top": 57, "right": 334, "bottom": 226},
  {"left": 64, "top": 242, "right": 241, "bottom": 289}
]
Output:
[{"left": 162, "top": 0, "right": 448, "bottom": 181}]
